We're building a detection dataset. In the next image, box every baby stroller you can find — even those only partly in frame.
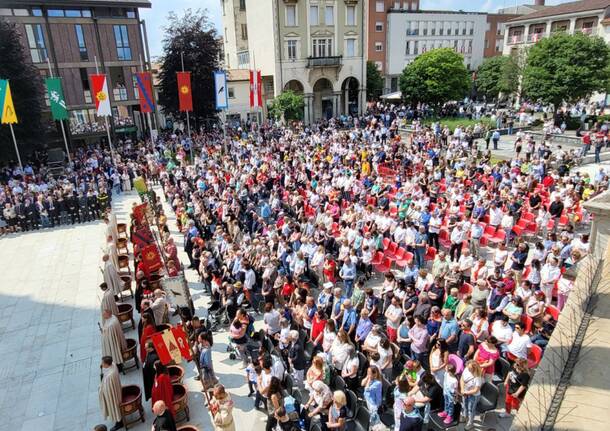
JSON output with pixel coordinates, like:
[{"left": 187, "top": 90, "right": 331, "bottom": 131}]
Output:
[{"left": 227, "top": 311, "right": 261, "bottom": 361}]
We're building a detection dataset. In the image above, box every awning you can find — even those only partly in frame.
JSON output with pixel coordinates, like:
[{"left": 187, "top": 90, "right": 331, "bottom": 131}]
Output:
[{"left": 380, "top": 91, "right": 402, "bottom": 100}]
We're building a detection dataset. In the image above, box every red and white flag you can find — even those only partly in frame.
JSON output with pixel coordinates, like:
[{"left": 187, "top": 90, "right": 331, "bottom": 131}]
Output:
[
  {"left": 90, "top": 74, "right": 112, "bottom": 117},
  {"left": 249, "top": 70, "right": 262, "bottom": 109}
]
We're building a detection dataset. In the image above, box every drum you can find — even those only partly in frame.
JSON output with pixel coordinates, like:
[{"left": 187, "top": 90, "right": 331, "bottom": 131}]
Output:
[
  {"left": 156, "top": 324, "right": 171, "bottom": 333},
  {"left": 117, "top": 303, "right": 135, "bottom": 330},
  {"left": 172, "top": 383, "right": 190, "bottom": 423},
  {"left": 120, "top": 385, "right": 144, "bottom": 429},
  {"left": 177, "top": 426, "right": 200, "bottom": 431},
  {"left": 168, "top": 365, "right": 185, "bottom": 384},
  {"left": 118, "top": 254, "right": 131, "bottom": 274},
  {"left": 121, "top": 338, "right": 140, "bottom": 373}
]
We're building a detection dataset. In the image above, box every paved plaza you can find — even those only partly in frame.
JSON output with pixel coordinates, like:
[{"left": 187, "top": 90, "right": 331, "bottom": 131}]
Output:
[{"left": 0, "top": 190, "right": 267, "bottom": 431}]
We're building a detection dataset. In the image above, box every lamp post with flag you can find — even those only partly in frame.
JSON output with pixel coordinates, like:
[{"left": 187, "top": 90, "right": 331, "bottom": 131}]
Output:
[
  {"left": 0, "top": 79, "right": 21, "bottom": 170},
  {"left": 137, "top": 54, "right": 156, "bottom": 142},
  {"left": 45, "top": 58, "right": 71, "bottom": 163},
  {"left": 91, "top": 57, "right": 115, "bottom": 159},
  {"left": 178, "top": 51, "right": 193, "bottom": 162},
  {"left": 214, "top": 70, "right": 229, "bottom": 154}
]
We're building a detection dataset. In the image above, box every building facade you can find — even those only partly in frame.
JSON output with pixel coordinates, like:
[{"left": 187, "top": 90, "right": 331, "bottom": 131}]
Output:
[
  {"left": 385, "top": 11, "right": 487, "bottom": 92},
  {"left": 484, "top": 13, "right": 520, "bottom": 58},
  {"left": 366, "top": 0, "right": 420, "bottom": 74},
  {"left": 224, "top": 0, "right": 366, "bottom": 124},
  {"left": 502, "top": 0, "right": 610, "bottom": 56},
  {"left": 1, "top": 0, "right": 152, "bottom": 145},
  {"left": 221, "top": 0, "right": 250, "bottom": 69}
]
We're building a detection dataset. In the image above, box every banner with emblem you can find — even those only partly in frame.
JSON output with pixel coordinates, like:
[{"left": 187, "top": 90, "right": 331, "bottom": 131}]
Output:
[
  {"left": 132, "top": 202, "right": 148, "bottom": 224},
  {"left": 44, "top": 77, "right": 68, "bottom": 120},
  {"left": 171, "top": 325, "right": 192, "bottom": 361},
  {"left": 90, "top": 73, "right": 112, "bottom": 116},
  {"left": 177, "top": 71, "right": 193, "bottom": 112},
  {"left": 141, "top": 244, "right": 162, "bottom": 275},
  {"left": 132, "top": 226, "right": 154, "bottom": 248},
  {"left": 135, "top": 71, "right": 155, "bottom": 113}
]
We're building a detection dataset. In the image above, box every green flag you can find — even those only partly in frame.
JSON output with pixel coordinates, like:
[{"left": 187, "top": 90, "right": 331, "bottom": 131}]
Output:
[{"left": 45, "top": 77, "right": 68, "bottom": 120}]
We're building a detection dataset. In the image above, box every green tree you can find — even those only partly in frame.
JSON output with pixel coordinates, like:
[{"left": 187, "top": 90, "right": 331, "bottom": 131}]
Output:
[
  {"left": 399, "top": 48, "right": 470, "bottom": 110},
  {"left": 158, "top": 9, "right": 221, "bottom": 122},
  {"left": 0, "top": 18, "right": 44, "bottom": 160},
  {"left": 269, "top": 90, "right": 304, "bottom": 121},
  {"left": 522, "top": 33, "right": 610, "bottom": 110},
  {"left": 366, "top": 61, "right": 384, "bottom": 100},
  {"left": 476, "top": 55, "right": 521, "bottom": 100}
]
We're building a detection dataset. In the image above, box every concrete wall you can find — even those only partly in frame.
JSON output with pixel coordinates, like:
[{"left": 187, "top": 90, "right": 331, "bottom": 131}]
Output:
[{"left": 245, "top": 0, "right": 277, "bottom": 79}]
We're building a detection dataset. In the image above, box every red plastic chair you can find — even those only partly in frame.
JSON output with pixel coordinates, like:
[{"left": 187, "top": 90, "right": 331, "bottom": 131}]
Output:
[
  {"left": 488, "top": 229, "right": 506, "bottom": 245},
  {"left": 482, "top": 225, "right": 496, "bottom": 241},
  {"left": 545, "top": 304, "right": 560, "bottom": 321},
  {"left": 371, "top": 251, "right": 384, "bottom": 266},
  {"left": 521, "top": 315, "right": 533, "bottom": 334},
  {"left": 396, "top": 250, "right": 414, "bottom": 268},
  {"left": 374, "top": 256, "right": 392, "bottom": 273},
  {"left": 331, "top": 222, "right": 341, "bottom": 238},
  {"left": 522, "top": 266, "right": 531, "bottom": 280},
  {"left": 385, "top": 242, "right": 400, "bottom": 260},
  {"left": 425, "top": 247, "right": 437, "bottom": 261},
  {"left": 528, "top": 344, "right": 543, "bottom": 369},
  {"left": 382, "top": 237, "right": 391, "bottom": 250},
  {"left": 459, "top": 283, "right": 473, "bottom": 298},
  {"left": 439, "top": 230, "right": 452, "bottom": 249}
]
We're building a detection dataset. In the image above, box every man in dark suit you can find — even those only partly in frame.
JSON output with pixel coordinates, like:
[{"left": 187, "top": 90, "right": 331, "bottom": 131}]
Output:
[
  {"left": 142, "top": 341, "right": 159, "bottom": 401},
  {"left": 152, "top": 400, "right": 177, "bottom": 431}
]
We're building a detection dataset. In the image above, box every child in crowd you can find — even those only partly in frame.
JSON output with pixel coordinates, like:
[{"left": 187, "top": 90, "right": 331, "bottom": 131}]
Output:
[
  {"left": 438, "top": 363, "right": 458, "bottom": 425},
  {"left": 245, "top": 359, "right": 261, "bottom": 397}
]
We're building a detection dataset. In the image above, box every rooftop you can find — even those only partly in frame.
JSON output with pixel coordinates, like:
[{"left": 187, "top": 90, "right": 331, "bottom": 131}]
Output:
[
  {"left": 227, "top": 69, "right": 250, "bottom": 82},
  {"left": 508, "top": 0, "right": 610, "bottom": 22}
]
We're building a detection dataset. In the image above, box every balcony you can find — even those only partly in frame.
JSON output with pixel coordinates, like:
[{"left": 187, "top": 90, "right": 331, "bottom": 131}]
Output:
[
  {"left": 344, "top": 0, "right": 358, "bottom": 4},
  {"left": 307, "top": 55, "right": 342, "bottom": 68},
  {"left": 507, "top": 35, "right": 524, "bottom": 45},
  {"left": 527, "top": 33, "right": 545, "bottom": 43}
]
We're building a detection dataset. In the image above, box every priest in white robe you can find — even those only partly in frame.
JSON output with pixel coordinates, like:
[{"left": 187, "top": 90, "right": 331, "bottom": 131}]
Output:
[
  {"left": 99, "top": 356, "right": 123, "bottom": 431},
  {"left": 101, "top": 310, "right": 127, "bottom": 367},
  {"left": 103, "top": 254, "right": 123, "bottom": 297},
  {"left": 100, "top": 282, "right": 119, "bottom": 320}
]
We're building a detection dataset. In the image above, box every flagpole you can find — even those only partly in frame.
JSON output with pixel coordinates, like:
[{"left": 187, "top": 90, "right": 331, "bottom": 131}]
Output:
[
  {"left": 180, "top": 51, "right": 193, "bottom": 163},
  {"left": 46, "top": 58, "right": 72, "bottom": 163},
  {"left": 139, "top": 54, "right": 154, "bottom": 141},
  {"left": 8, "top": 123, "right": 22, "bottom": 170},
  {"left": 252, "top": 51, "right": 259, "bottom": 124},
  {"left": 95, "top": 55, "right": 115, "bottom": 160}
]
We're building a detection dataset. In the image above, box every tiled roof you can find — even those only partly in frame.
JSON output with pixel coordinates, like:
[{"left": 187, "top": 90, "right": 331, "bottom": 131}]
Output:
[{"left": 508, "top": 0, "right": 610, "bottom": 22}]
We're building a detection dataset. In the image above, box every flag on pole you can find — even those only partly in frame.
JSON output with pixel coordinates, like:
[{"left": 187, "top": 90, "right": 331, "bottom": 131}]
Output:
[
  {"left": 45, "top": 77, "right": 68, "bottom": 120},
  {"left": 177, "top": 71, "right": 193, "bottom": 112},
  {"left": 90, "top": 74, "right": 112, "bottom": 116},
  {"left": 0, "top": 79, "right": 18, "bottom": 124},
  {"left": 135, "top": 72, "right": 155, "bottom": 113},
  {"left": 214, "top": 70, "right": 228, "bottom": 110},
  {"left": 249, "top": 70, "right": 262, "bottom": 109}
]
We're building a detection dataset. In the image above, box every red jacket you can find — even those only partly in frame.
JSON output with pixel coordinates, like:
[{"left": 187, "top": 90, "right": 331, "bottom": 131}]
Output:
[{"left": 152, "top": 373, "right": 175, "bottom": 416}]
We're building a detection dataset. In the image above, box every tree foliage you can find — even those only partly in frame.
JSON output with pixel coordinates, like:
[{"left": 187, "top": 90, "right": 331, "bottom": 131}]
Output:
[
  {"left": 366, "top": 61, "right": 384, "bottom": 101},
  {"left": 0, "top": 18, "right": 44, "bottom": 158},
  {"left": 476, "top": 54, "right": 521, "bottom": 100},
  {"left": 522, "top": 33, "right": 610, "bottom": 109},
  {"left": 158, "top": 9, "right": 221, "bottom": 122},
  {"left": 269, "top": 90, "right": 304, "bottom": 121},
  {"left": 399, "top": 48, "right": 470, "bottom": 109}
]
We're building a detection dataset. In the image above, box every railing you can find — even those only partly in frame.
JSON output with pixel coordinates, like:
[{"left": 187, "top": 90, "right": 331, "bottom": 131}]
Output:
[
  {"left": 527, "top": 33, "right": 545, "bottom": 43},
  {"left": 306, "top": 55, "right": 342, "bottom": 68},
  {"left": 577, "top": 26, "right": 597, "bottom": 35},
  {"left": 507, "top": 35, "right": 524, "bottom": 45}
]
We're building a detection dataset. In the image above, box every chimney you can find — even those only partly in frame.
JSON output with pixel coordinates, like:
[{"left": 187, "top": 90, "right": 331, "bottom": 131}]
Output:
[{"left": 535, "top": 0, "right": 545, "bottom": 5}]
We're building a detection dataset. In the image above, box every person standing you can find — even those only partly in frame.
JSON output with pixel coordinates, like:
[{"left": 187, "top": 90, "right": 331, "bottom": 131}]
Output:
[
  {"left": 449, "top": 223, "right": 464, "bottom": 262},
  {"left": 101, "top": 310, "right": 127, "bottom": 369},
  {"left": 152, "top": 400, "right": 177, "bottom": 431},
  {"left": 102, "top": 254, "right": 123, "bottom": 298},
  {"left": 492, "top": 129, "right": 501, "bottom": 150},
  {"left": 339, "top": 257, "right": 356, "bottom": 298},
  {"left": 98, "top": 356, "right": 123, "bottom": 431},
  {"left": 152, "top": 362, "right": 175, "bottom": 417},
  {"left": 142, "top": 341, "right": 159, "bottom": 401},
  {"left": 210, "top": 384, "right": 236, "bottom": 431},
  {"left": 100, "top": 282, "right": 119, "bottom": 320}
]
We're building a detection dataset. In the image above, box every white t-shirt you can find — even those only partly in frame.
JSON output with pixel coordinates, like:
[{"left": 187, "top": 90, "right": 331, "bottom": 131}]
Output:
[
  {"left": 461, "top": 368, "right": 483, "bottom": 396},
  {"left": 507, "top": 332, "right": 532, "bottom": 359},
  {"left": 491, "top": 321, "right": 514, "bottom": 344},
  {"left": 385, "top": 304, "right": 403, "bottom": 329}
]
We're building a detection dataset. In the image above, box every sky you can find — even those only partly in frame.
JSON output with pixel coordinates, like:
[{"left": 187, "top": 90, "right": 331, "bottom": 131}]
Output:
[{"left": 140, "top": 0, "right": 574, "bottom": 58}]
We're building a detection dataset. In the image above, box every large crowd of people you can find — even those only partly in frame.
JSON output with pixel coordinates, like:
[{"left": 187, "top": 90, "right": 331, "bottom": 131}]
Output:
[{"left": 2, "top": 104, "right": 609, "bottom": 431}]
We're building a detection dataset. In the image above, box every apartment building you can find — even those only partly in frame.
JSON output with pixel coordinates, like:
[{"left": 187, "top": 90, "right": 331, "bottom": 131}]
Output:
[
  {"left": 502, "top": 0, "right": 610, "bottom": 56},
  {"left": 1, "top": 0, "right": 152, "bottom": 144},
  {"left": 222, "top": 0, "right": 367, "bottom": 123},
  {"left": 221, "top": 0, "right": 250, "bottom": 69},
  {"left": 385, "top": 11, "right": 487, "bottom": 92}
]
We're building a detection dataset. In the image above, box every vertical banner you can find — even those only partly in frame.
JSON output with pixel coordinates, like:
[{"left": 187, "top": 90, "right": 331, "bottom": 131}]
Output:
[
  {"left": 0, "top": 79, "right": 18, "bottom": 124},
  {"left": 90, "top": 74, "right": 112, "bottom": 116},
  {"left": 171, "top": 325, "right": 192, "bottom": 361},
  {"left": 177, "top": 71, "right": 193, "bottom": 112},
  {"left": 135, "top": 72, "right": 155, "bottom": 113},
  {"left": 214, "top": 70, "right": 228, "bottom": 110},
  {"left": 249, "top": 70, "right": 262, "bottom": 108},
  {"left": 45, "top": 77, "right": 68, "bottom": 120}
]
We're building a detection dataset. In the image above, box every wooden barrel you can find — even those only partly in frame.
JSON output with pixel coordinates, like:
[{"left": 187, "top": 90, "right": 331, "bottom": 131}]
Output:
[
  {"left": 117, "top": 223, "right": 127, "bottom": 234},
  {"left": 117, "top": 303, "right": 135, "bottom": 329},
  {"left": 168, "top": 365, "right": 184, "bottom": 384},
  {"left": 117, "top": 237, "right": 129, "bottom": 253},
  {"left": 177, "top": 426, "right": 200, "bottom": 431},
  {"left": 149, "top": 273, "right": 163, "bottom": 290},
  {"left": 121, "top": 338, "right": 139, "bottom": 372},
  {"left": 118, "top": 254, "right": 130, "bottom": 269},
  {"left": 172, "top": 383, "right": 190, "bottom": 422},
  {"left": 120, "top": 275, "right": 132, "bottom": 292},
  {"left": 120, "top": 384, "right": 144, "bottom": 427}
]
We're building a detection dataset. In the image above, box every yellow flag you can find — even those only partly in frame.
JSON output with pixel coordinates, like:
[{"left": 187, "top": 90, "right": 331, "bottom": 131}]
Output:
[{"left": 0, "top": 79, "right": 18, "bottom": 124}]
